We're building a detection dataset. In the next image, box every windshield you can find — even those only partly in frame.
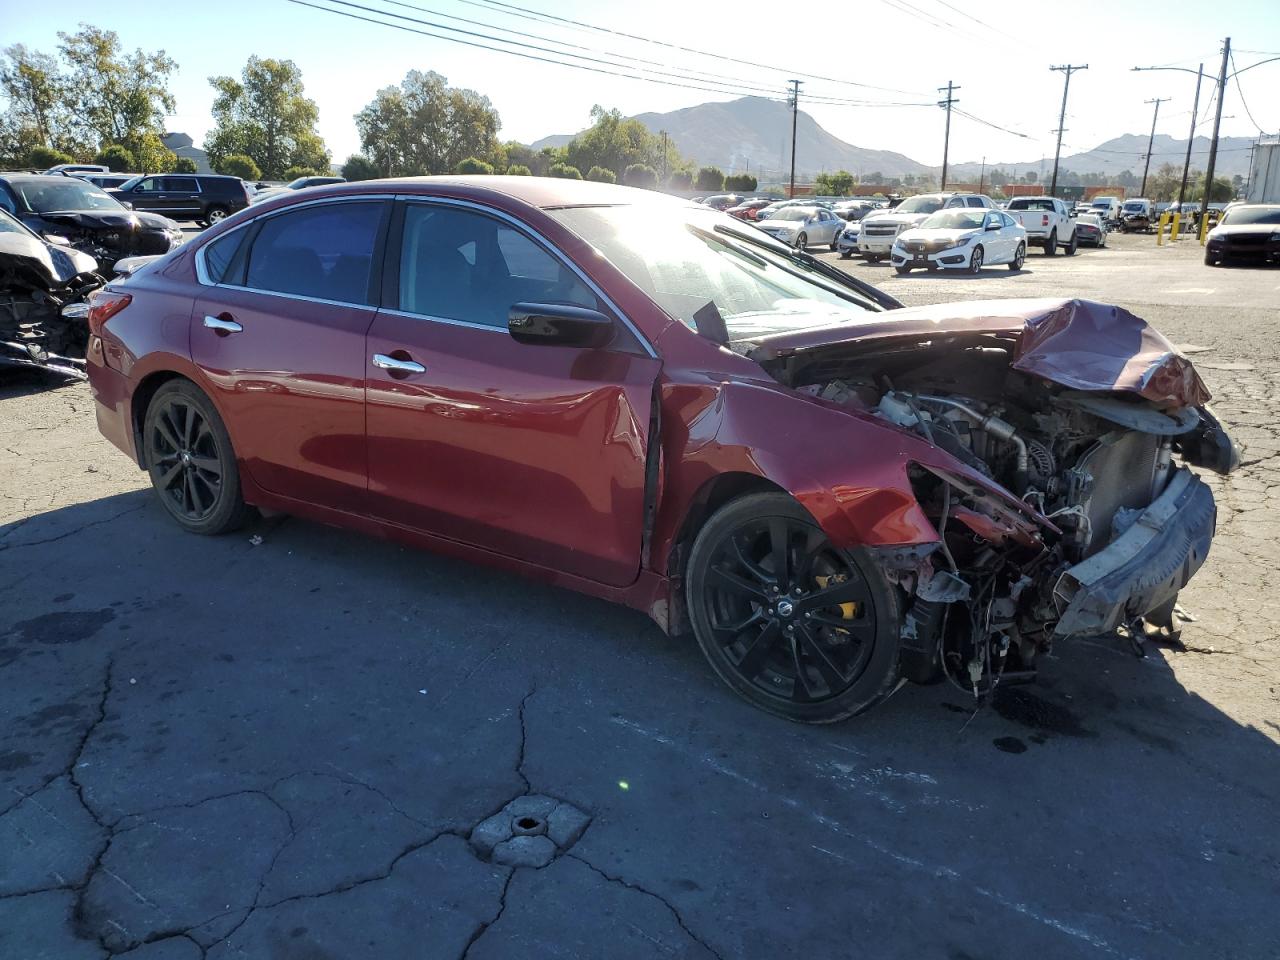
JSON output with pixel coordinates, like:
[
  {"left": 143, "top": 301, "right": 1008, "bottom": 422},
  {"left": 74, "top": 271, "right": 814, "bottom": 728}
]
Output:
[
  {"left": 1009, "top": 199, "right": 1054, "bottom": 211},
  {"left": 287, "top": 177, "right": 313, "bottom": 189},
  {"left": 1091, "top": 200, "right": 1112, "bottom": 207},
  {"left": 770, "top": 208, "right": 815, "bottom": 222},
  {"left": 894, "top": 196, "right": 944, "bottom": 215},
  {"left": 12, "top": 179, "right": 123, "bottom": 213},
  {"left": 549, "top": 205, "right": 876, "bottom": 343},
  {"left": 1221, "top": 206, "right": 1280, "bottom": 226},
  {"left": 920, "top": 210, "right": 985, "bottom": 230},
  {"left": 1123, "top": 202, "right": 1146, "bottom": 212}
]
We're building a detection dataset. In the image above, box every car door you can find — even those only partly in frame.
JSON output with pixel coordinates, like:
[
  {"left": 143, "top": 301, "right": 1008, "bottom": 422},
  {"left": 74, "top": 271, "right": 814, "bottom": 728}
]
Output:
[
  {"left": 189, "top": 197, "right": 390, "bottom": 514},
  {"left": 124, "top": 176, "right": 165, "bottom": 213},
  {"left": 981, "top": 212, "right": 1008, "bottom": 261},
  {"left": 364, "top": 199, "right": 663, "bottom": 587},
  {"left": 160, "top": 176, "right": 202, "bottom": 218}
]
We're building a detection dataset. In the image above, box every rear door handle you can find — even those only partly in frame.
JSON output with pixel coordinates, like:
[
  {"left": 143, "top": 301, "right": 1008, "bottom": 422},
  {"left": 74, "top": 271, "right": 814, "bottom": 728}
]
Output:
[
  {"left": 203, "top": 315, "right": 242, "bottom": 334},
  {"left": 372, "top": 353, "right": 426, "bottom": 374}
]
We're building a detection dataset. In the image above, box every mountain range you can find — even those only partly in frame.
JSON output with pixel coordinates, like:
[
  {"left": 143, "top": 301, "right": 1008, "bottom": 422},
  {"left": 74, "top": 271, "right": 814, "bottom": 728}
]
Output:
[{"left": 529, "top": 96, "right": 1256, "bottom": 182}]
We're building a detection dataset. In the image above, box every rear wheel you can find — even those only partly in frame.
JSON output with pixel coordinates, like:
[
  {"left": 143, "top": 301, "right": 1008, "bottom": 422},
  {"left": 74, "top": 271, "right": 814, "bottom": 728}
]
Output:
[
  {"left": 205, "top": 205, "right": 230, "bottom": 225},
  {"left": 685, "top": 493, "right": 901, "bottom": 723},
  {"left": 1009, "top": 242, "right": 1026, "bottom": 271},
  {"left": 1064, "top": 230, "right": 1078, "bottom": 256},
  {"left": 1043, "top": 229, "right": 1057, "bottom": 255},
  {"left": 143, "top": 380, "right": 252, "bottom": 535}
]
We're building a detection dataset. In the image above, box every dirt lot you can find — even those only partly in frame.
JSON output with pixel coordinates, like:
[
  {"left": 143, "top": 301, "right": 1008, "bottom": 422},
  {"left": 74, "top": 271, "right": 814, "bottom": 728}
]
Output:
[{"left": 2, "top": 232, "right": 1278, "bottom": 960}]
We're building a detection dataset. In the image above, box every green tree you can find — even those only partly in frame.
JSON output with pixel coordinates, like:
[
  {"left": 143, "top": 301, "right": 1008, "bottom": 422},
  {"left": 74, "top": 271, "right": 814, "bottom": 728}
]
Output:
[
  {"left": 563, "top": 106, "right": 681, "bottom": 180},
  {"left": 503, "top": 141, "right": 537, "bottom": 171},
  {"left": 173, "top": 156, "right": 198, "bottom": 173},
  {"left": 622, "top": 163, "right": 657, "bottom": 188},
  {"left": 57, "top": 26, "right": 175, "bottom": 157},
  {"left": 549, "top": 163, "right": 582, "bottom": 179},
  {"left": 130, "top": 131, "right": 175, "bottom": 172},
  {"left": 812, "top": 170, "right": 855, "bottom": 196},
  {"left": 1115, "top": 169, "right": 1135, "bottom": 189},
  {"left": 725, "top": 173, "right": 758, "bottom": 192},
  {"left": 0, "top": 44, "right": 81, "bottom": 160},
  {"left": 355, "top": 70, "right": 500, "bottom": 177},
  {"left": 1191, "top": 176, "right": 1233, "bottom": 202},
  {"left": 217, "top": 153, "right": 261, "bottom": 181},
  {"left": 341, "top": 154, "right": 380, "bottom": 181},
  {"left": 456, "top": 156, "right": 494, "bottom": 174},
  {"left": 586, "top": 165, "right": 616, "bottom": 183},
  {"left": 27, "top": 145, "right": 73, "bottom": 168},
  {"left": 94, "top": 143, "right": 135, "bottom": 171},
  {"left": 695, "top": 165, "right": 724, "bottom": 191},
  {"left": 666, "top": 169, "right": 693, "bottom": 191},
  {"left": 206, "top": 56, "right": 329, "bottom": 179},
  {"left": 506, "top": 164, "right": 532, "bottom": 176},
  {"left": 282, "top": 165, "right": 324, "bottom": 180}
]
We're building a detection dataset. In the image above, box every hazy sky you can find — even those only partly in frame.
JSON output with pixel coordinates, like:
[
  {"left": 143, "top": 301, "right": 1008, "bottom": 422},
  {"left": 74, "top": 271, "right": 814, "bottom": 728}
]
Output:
[{"left": 7, "top": 0, "right": 1279, "bottom": 170}]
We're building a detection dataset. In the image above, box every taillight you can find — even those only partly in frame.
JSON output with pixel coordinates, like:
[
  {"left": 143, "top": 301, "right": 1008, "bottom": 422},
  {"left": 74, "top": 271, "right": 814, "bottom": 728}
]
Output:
[
  {"left": 1042, "top": 214, "right": 1049, "bottom": 226},
  {"left": 86, "top": 290, "right": 132, "bottom": 336}
]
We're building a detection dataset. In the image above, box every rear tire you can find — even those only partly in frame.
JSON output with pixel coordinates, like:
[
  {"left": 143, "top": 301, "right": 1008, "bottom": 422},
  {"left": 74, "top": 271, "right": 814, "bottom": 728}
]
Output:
[
  {"left": 205, "top": 205, "right": 230, "bottom": 225},
  {"left": 685, "top": 492, "right": 902, "bottom": 723},
  {"left": 143, "top": 380, "right": 252, "bottom": 535},
  {"left": 1043, "top": 229, "right": 1057, "bottom": 255},
  {"left": 1064, "top": 230, "right": 1078, "bottom": 256},
  {"left": 1009, "top": 242, "right": 1025, "bottom": 271}
]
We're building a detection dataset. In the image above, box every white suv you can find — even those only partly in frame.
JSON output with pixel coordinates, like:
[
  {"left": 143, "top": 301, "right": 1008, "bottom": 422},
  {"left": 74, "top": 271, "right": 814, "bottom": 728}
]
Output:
[{"left": 858, "top": 193, "right": 997, "bottom": 261}]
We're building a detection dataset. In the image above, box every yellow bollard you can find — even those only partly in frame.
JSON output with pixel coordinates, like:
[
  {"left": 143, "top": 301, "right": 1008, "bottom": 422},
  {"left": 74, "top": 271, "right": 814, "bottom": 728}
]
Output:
[
  {"left": 1199, "top": 213, "right": 1210, "bottom": 245},
  {"left": 1157, "top": 212, "right": 1170, "bottom": 246},
  {"left": 1170, "top": 212, "right": 1181, "bottom": 241}
]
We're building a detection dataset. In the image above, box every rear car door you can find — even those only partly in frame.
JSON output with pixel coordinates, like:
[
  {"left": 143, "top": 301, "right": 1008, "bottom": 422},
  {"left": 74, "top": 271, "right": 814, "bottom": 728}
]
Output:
[
  {"left": 158, "top": 176, "right": 202, "bottom": 218},
  {"left": 189, "top": 197, "right": 390, "bottom": 514},
  {"left": 364, "top": 199, "right": 662, "bottom": 587}
]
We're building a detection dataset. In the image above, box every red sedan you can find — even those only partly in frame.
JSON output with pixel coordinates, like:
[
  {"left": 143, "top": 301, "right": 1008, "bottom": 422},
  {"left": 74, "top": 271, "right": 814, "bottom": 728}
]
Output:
[{"left": 87, "top": 177, "right": 1237, "bottom": 722}]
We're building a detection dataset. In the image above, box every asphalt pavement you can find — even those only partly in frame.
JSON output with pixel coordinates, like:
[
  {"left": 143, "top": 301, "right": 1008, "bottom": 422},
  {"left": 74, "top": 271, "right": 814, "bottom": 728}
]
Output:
[{"left": 2, "top": 232, "right": 1278, "bottom": 959}]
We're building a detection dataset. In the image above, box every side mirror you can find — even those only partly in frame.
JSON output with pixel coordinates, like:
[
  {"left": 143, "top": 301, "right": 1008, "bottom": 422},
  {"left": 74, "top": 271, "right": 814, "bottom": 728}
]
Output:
[
  {"left": 985, "top": 221, "right": 1000, "bottom": 231},
  {"left": 508, "top": 302, "right": 614, "bottom": 348}
]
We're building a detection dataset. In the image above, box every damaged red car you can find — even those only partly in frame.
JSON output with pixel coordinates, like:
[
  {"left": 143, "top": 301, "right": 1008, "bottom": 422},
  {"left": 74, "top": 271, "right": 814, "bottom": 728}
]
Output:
[{"left": 86, "top": 178, "right": 1239, "bottom": 722}]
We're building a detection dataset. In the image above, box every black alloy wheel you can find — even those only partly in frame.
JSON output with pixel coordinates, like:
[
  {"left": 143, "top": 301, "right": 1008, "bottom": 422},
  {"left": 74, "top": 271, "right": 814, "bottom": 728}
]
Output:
[
  {"left": 144, "top": 380, "right": 251, "bottom": 534},
  {"left": 686, "top": 493, "right": 900, "bottom": 723},
  {"left": 795, "top": 231, "right": 808, "bottom": 251}
]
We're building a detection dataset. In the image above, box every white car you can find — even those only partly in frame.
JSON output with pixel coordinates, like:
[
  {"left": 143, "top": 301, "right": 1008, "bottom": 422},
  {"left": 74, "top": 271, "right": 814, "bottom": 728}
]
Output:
[
  {"left": 890, "top": 208, "right": 1027, "bottom": 275},
  {"left": 753, "top": 205, "right": 843, "bottom": 250},
  {"left": 858, "top": 192, "right": 997, "bottom": 262}
]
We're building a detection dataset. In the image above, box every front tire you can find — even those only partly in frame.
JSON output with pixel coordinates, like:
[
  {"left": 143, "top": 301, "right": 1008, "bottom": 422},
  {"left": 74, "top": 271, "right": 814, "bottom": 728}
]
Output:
[
  {"left": 143, "top": 380, "right": 252, "bottom": 535},
  {"left": 1009, "top": 241, "right": 1026, "bottom": 271},
  {"left": 795, "top": 232, "right": 808, "bottom": 251},
  {"left": 895, "top": 265, "right": 911, "bottom": 275},
  {"left": 685, "top": 493, "right": 902, "bottom": 723},
  {"left": 968, "top": 245, "right": 984, "bottom": 274}
]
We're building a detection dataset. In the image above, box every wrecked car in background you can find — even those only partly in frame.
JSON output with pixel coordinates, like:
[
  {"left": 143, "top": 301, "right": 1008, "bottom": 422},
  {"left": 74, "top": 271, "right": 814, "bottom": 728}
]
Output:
[
  {"left": 84, "top": 180, "right": 1239, "bottom": 723},
  {"left": 0, "top": 208, "right": 104, "bottom": 374},
  {"left": 0, "top": 174, "right": 183, "bottom": 275}
]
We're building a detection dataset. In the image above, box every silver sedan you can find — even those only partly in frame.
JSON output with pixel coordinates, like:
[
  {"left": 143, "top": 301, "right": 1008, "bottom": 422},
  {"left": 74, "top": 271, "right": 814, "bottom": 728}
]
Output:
[{"left": 753, "top": 206, "right": 843, "bottom": 250}]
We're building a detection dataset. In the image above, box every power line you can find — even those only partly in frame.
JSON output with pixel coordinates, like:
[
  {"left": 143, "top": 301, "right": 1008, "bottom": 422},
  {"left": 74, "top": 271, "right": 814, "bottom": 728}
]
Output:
[
  {"left": 952, "top": 109, "right": 1034, "bottom": 140},
  {"left": 927, "top": 0, "right": 1017, "bottom": 40},
  {"left": 458, "top": 0, "right": 934, "bottom": 96},
  {"left": 1229, "top": 50, "right": 1269, "bottom": 134}
]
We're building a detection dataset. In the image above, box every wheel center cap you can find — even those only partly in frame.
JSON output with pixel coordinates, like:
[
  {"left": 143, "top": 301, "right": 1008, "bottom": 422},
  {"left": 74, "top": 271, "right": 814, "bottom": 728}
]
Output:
[
  {"left": 180, "top": 451, "right": 193, "bottom": 466},
  {"left": 775, "top": 599, "right": 795, "bottom": 619}
]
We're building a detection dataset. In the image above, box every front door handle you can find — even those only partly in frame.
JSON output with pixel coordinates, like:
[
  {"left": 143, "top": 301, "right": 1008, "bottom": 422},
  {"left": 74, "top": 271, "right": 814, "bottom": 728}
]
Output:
[
  {"left": 203, "top": 315, "right": 242, "bottom": 334},
  {"left": 372, "top": 353, "right": 426, "bottom": 374}
]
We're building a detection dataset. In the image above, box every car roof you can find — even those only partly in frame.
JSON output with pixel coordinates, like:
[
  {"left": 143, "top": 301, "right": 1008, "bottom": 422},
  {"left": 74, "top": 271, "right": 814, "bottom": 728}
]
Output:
[{"left": 277, "top": 175, "right": 693, "bottom": 211}]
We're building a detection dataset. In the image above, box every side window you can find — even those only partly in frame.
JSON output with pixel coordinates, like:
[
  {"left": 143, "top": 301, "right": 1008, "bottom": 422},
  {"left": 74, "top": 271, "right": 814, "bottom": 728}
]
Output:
[
  {"left": 946, "top": 197, "right": 964, "bottom": 208},
  {"left": 164, "top": 177, "right": 198, "bottom": 192},
  {"left": 398, "top": 204, "right": 600, "bottom": 328},
  {"left": 966, "top": 197, "right": 986, "bottom": 208},
  {"left": 134, "top": 177, "right": 162, "bottom": 193},
  {"left": 201, "top": 229, "right": 246, "bottom": 284},
  {"left": 0, "top": 187, "right": 15, "bottom": 215},
  {"left": 1001, "top": 213, "right": 1016, "bottom": 228},
  {"left": 243, "top": 201, "right": 383, "bottom": 304}
]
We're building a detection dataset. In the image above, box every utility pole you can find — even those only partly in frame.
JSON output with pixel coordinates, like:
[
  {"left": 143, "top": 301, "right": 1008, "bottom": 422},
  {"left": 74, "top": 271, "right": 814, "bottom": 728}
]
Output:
[
  {"left": 1049, "top": 64, "right": 1088, "bottom": 197},
  {"left": 1198, "top": 38, "right": 1231, "bottom": 234},
  {"left": 787, "top": 79, "right": 802, "bottom": 198},
  {"left": 1177, "top": 64, "right": 1204, "bottom": 208},
  {"left": 938, "top": 81, "right": 959, "bottom": 190},
  {"left": 1139, "top": 97, "right": 1170, "bottom": 196},
  {"left": 979, "top": 156, "right": 986, "bottom": 194}
]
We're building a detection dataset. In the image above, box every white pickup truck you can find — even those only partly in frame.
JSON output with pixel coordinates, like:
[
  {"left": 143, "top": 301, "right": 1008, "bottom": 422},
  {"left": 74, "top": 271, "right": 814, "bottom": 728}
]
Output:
[{"left": 1006, "top": 196, "right": 1078, "bottom": 255}]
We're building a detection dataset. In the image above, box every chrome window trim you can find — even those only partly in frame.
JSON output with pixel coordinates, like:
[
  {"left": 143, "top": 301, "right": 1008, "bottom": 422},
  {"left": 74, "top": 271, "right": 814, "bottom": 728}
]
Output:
[
  {"left": 379, "top": 307, "right": 505, "bottom": 333},
  {"left": 394, "top": 194, "right": 658, "bottom": 359}
]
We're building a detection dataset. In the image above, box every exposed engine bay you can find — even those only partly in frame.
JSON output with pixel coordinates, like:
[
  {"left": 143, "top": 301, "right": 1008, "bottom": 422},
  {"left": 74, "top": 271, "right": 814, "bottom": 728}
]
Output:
[
  {"left": 753, "top": 302, "right": 1240, "bottom": 698},
  {"left": 0, "top": 216, "right": 105, "bottom": 375}
]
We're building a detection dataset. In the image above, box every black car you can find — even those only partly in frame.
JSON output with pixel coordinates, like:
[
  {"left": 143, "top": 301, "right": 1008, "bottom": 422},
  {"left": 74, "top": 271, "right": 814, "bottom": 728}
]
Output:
[
  {"left": 0, "top": 174, "right": 184, "bottom": 273},
  {"left": 1205, "top": 204, "right": 1280, "bottom": 267},
  {"left": 108, "top": 173, "right": 250, "bottom": 226},
  {"left": 76, "top": 172, "right": 137, "bottom": 190}
]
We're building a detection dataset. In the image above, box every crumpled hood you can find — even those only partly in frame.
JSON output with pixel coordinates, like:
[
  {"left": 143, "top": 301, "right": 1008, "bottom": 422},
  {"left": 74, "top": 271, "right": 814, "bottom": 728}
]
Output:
[
  {"left": 746, "top": 297, "right": 1212, "bottom": 408},
  {"left": 33, "top": 210, "right": 141, "bottom": 231},
  {"left": 0, "top": 231, "right": 98, "bottom": 288}
]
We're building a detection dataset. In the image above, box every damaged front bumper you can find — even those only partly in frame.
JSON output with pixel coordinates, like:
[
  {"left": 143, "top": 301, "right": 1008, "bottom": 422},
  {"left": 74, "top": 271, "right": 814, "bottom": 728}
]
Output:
[{"left": 1052, "top": 468, "right": 1215, "bottom": 638}]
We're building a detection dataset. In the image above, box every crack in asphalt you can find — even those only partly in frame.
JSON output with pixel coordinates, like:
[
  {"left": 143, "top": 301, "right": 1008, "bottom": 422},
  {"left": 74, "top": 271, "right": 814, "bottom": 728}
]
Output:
[
  {"left": 459, "top": 869, "right": 515, "bottom": 959},
  {"left": 566, "top": 853, "right": 726, "bottom": 960},
  {"left": 515, "top": 686, "right": 536, "bottom": 794},
  {"left": 0, "top": 502, "right": 147, "bottom": 553}
]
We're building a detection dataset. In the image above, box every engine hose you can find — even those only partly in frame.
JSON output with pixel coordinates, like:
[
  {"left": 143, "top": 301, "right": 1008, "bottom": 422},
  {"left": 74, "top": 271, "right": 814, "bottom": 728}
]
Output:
[{"left": 916, "top": 394, "right": 1030, "bottom": 493}]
